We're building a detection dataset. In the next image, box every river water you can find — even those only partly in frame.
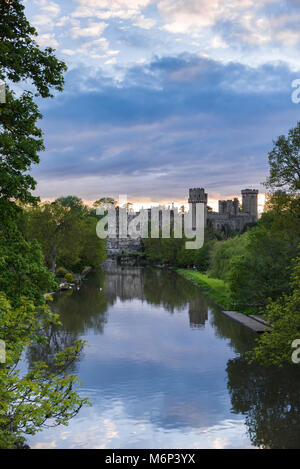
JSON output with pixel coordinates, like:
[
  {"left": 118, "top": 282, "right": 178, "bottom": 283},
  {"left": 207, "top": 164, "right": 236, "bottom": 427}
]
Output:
[{"left": 25, "top": 263, "right": 300, "bottom": 449}]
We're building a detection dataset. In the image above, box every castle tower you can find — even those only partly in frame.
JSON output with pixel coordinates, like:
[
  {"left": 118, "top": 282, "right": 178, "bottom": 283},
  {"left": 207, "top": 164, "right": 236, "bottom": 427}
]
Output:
[
  {"left": 188, "top": 188, "right": 207, "bottom": 229},
  {"left": 241, "top": 189, "right": 258, "bottom": 221},
  {"left": 218, "top": 198, "right": 240, "bottom": 216}
]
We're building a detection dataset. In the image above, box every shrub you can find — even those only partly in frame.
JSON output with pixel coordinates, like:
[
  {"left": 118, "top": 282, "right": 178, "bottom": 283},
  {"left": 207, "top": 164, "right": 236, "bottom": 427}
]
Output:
[
  {"left": 56, "top": 266, "right": 68, "bottom": 277},
  {"left": 208, "top": 234, "right": 248, "bottom": 281},
  {"left": 64, "top": 272, "right": 73, "bottom": 283}
]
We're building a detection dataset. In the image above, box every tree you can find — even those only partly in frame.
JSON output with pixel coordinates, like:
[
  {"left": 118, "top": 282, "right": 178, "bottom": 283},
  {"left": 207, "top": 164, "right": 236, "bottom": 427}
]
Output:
[
  {"left": 56, "top": 196, "right": 89, "bottom": 217},
  {"left": 208, "top": 234, "right": 248, "bottom": 281},
  {"left": 0, "top": 1, "right": 89, "bottom": 447},
  {"left": 265, "top": 121, "right": 300, "bottom": 194},
  {"left": 0, "top": 230, "right": 56, "bottom": 306},
  {"left": 25, "top": 202, "right": 82, "bottom": 273},
  {"left": 0, "top": 0, "right": 67, "bottom": 219},
  {"left": 0, "top": 0, "right": 66, "bottom": 97},
  {"left": 0, "top": 294, "right": 88, "bottom": 449},
  {"left": 25, "top": 200, "right": 107, "bottom": 273},
  {"left": 260, "top": 191, "right": 300, "bottom": 243},
  {"left": 0, "top": 89, "right": 43, "bottom": 212},
  {"left": 228, "top": 226, "right": 295, "bottom": 312},
  {"left": 75, "top": 216, "right": 107, "bottom": 271},
  {"left": 143, "top": 232, "right": 185, "bottom": 265},
  {"left": 248, "top": 251, "right": 300, "bottom": 366},
  {"left": 93, "top": 197, "right": 117, "bottom": 209}
]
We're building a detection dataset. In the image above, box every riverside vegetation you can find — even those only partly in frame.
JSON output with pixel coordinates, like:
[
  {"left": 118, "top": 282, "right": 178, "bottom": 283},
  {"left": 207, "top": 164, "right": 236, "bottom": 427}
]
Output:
[
  {"left": 0, "top": 0, "right": 299, "bottom": 449},
  {"left": 143, "top": 121, "right": 300, "bottom": 366},
  {"left": 0, "top": 0, "right": 105, "bottom": 448}
]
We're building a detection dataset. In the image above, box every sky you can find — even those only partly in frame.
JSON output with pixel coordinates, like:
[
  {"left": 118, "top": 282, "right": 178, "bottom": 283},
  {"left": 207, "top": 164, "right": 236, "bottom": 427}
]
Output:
[{"left": 23, "top": 0, "right": 300, "bottom": 207}]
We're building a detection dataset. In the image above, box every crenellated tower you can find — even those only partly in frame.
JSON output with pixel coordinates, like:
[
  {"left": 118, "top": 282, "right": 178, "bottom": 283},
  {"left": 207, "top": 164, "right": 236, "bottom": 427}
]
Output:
[
  {"left": 241, "top": 189, "right": 258, "bottom": 221},
  {"left": 188, "top": 188, "right": 207, "bottom": 229}
]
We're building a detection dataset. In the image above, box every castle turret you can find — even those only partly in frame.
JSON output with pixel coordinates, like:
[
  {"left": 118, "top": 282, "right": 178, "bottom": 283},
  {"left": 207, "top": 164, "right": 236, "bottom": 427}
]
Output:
[
  {"left": 188, "top": 188, "right": 207, "bottom": 229},
  {"left": 241, "top": 189, "right": 258, "bottom": 221},
  {"left": 218, "top": 198, "right": 240, "bottom": 216}
]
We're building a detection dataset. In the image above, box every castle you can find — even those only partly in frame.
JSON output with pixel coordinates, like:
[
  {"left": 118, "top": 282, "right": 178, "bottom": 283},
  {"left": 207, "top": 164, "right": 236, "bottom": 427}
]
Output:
[
  {"left": 106, "top": 187, "right": 259, "bottom": 256},
  {"left": 189, "top": 187, "right": 258, "bottom": 234}
]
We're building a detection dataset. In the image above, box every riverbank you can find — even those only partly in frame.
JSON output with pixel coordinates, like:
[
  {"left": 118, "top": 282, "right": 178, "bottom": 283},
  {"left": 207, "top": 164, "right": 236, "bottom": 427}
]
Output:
[
  {"left": 44, "top": 266, "right": 93, "bottom": 299},
  {"left": 176, "top": 268, "right": 230, "bottom": 308},
  {"left": 176, "top": 269, "right": 271, "bottom": 333}
]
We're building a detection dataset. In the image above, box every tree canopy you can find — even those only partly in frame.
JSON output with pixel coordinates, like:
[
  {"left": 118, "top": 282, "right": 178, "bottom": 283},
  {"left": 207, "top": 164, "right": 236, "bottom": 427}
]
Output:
[
  {"left": 0, "top": 0, "right": 67, "bottom": 217},
  {"left": 266, "top": 121, "right": 300, "bottom": 194},
  {"left": 0, "top": 0, "right": 88, "bottom": 448}
]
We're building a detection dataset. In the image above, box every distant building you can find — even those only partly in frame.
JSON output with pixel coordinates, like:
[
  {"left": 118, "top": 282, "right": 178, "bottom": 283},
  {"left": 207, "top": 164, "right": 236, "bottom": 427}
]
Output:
[
  {"left": 106, "top": 187, "right": 259, "bottom": 255},
  {"left": 188, "top": 187, "right": 258, "bottom": 234}
]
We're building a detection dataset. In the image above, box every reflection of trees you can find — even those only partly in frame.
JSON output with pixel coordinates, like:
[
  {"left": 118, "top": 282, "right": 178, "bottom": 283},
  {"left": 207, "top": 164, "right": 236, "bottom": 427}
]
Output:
[
  {"left": 52, "top": 269, "right": 108, "bottom": 335},
  {"left": 143, "top": 269, "right": 199, "bottom": 312},
  {"left": 103, "top": 264, "right": 211, "bottom": 326},
  {"left": 26, "top": 323, "right": 79, "bottom": 373},
  {"left": 26, "top": 270, "right": 108, "bottom": 372},
  {"left": 227, "top": 356, "right": 300, "bottom": 449},
  {"left": 103, "top": 265, "right": 144, "bottom": 303},
  {"left": 209, "top": 308, "right": 256, "bottom": 355}
]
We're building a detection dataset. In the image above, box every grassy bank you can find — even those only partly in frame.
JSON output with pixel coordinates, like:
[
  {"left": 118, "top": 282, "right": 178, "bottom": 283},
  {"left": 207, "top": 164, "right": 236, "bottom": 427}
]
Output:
[{"left": 176, "top": 268, "right": 230, "bottom": 308}]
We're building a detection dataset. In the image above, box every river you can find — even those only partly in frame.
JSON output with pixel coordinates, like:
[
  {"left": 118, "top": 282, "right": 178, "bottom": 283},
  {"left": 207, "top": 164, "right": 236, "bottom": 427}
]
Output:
[{"left": 25, "top": 263, "right": 300, "bottom": 449}]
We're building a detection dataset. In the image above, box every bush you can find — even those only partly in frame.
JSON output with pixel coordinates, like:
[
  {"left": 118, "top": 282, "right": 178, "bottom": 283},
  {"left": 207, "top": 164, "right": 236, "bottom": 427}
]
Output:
[
  {"left": 176, "top": 241, "right": 213, "bottom": 271},
  {"left": 64, "top": 272, "right": 73, "bottom": 283},
  {"left": 56, "top": 266, "right": 68, "bottom": 277},
  {"left": 248, "top": 251, "right": 300, "bottom": 365},
  {"left": 228, "top": 226, "right": 297, "bottom": 312},
  {"left": 208, "top": 234, "right": 248, "bottom": 281},
  {"left": 143, "top": 235, "right": 185, "bottom": 265}
]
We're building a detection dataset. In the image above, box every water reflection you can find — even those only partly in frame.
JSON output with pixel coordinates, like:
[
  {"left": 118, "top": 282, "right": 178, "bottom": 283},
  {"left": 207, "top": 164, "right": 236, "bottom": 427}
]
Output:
[
  {"left": 227, "top": 357, "right": 300, "bottom": 449},
  {"left": 25, "top": 263, "right": 300, "bottom": 449}
]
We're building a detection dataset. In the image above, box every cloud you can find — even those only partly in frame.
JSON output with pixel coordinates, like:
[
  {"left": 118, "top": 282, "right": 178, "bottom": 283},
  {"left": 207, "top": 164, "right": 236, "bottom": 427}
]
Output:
[
  {"left": 36, "top": 33, "right": 59, "bottom": 48},
  {"left": 72, "top": 38, "right": 120, "bottom": 59},
  {"left": 27, "top": 0, "right": 300, "bottom": 73},
  {"left": 32, "top": 0, "right": 61, "bottom": 32},
  {"left": 157, "top": 0, "right": 300, "bottom": 53},
  {"left": 72, "top": 0, "right": 152, "bottom": 21},
  {"left": 70, "top": 21, "right": 108, "bottom": 39},
  {"left": 133, "top": 15, "right": 156, "bottom": 30},
  {"left": 32, "top": 55, "right": 299, "bottom": 201}
]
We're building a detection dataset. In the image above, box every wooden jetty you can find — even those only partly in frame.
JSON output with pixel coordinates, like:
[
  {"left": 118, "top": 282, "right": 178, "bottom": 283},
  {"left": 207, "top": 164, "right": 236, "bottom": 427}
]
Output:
[{"left": 221, "top": 311, "right": 270, "bottom": 333}]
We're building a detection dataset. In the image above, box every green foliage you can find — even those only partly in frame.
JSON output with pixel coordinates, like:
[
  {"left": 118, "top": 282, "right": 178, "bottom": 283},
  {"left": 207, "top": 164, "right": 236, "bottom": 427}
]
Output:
[
  {"left": 0, "top": 0, "right": 67, "bottom": 214},
  {"left": 228, "top": 226, "right": 296, "bottom": 312},
  {"left": 208, "top": 234, "right": 248, "bottom": 281},
  {"left": 25, "top": 202, "right": 82, "bottom": 273},
  {"left": 56, "top": 196, "right": 89, "bottom": 217},
  {"left": 64, "top": 273, "right": 73, "bottom": 283},
  {"left": 143, "top": 229, "right": 213, "bottom": 269},
  {"left": 143, "top": 234, "right": 185, "bottom": 265},
  {"left": 207, "top": 200, "right": 299, "bottom": 312},
  {"left": 55, "top": 266, "right": 68, "bottom": 277},
  {"left": 0, "top": 89, "right": 43, "bottom": 210},
  {"left": 0, "top": 0, "right": 67, "bottom": 98},
  {"left": 248, "top": 252, "right": 300, "bottom": 366},
  {"left": 25, "top": 198, "right": 106, "bottom": 273},
  {"left": 176, "top": 269, "right": 230, "bottom": 307},
  {"left": 0, "top": 1, "right": 89, "bottom": 448},
  {"left": 177, "top": 241, "right": 213, "bottom": 271},
  {"left": 93, "top": 197, "right": 116, "bottom": 209},
  {"left": 265, "top": 121, "right": 300, "bottom": 194},
  {"left": 74, "top": 216, "right": 107, "bottom": 271},
  {"left": 260, "top": 191, "right": 300, "bottom": 245},
  {"left": 0, "top": 228, "right": 56, "bottom": 306},
  {"left": 0, "top": 294, "right": 89, "bottom": 448}
]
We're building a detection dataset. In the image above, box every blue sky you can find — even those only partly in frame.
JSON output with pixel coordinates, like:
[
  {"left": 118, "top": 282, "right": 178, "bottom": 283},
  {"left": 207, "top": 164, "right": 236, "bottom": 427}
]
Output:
[{"left": 23, "top": 0, "right": 300, "bottom": 205}]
